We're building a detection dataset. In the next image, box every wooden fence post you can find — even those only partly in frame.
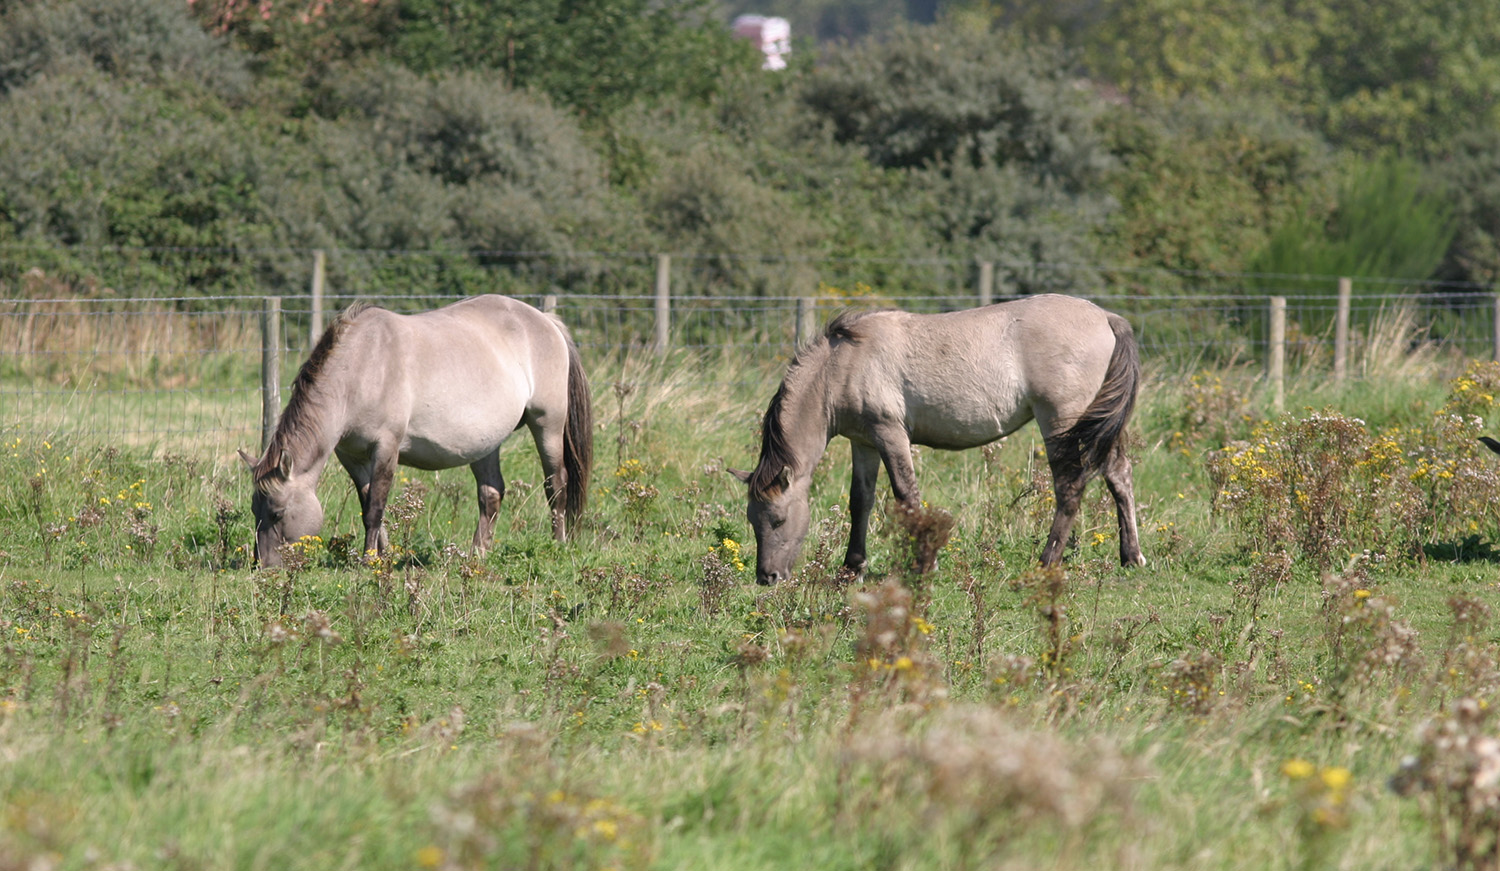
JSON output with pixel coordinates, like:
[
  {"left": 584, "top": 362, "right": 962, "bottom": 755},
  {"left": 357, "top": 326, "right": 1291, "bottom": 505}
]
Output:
[
  {"left": 1269, "top": 296, "right": 1286, "bottom": 413},
  {"left": 977, "top": 260, "right": 994, "bottom": 307},
  {"left": 1493, "top": 293, "right": 1500, "bottom": 364},
  {"left": 796, "top": 297, "right": 815, "bottom": 346},
  {"left": 309, "top": 249, "right": 326, "bottom": 347},
  {"left": 542, "top": 293, "right": 558, "bottom": 314},
  {"left": 260, "top": 296, "right": 282, "bottom": 452},
  {"left": 654, "top": 253, "right": 671, "bottom": 356},
  {"left": 1333, "top": 276, "right": 1351, "bottom": 382}
]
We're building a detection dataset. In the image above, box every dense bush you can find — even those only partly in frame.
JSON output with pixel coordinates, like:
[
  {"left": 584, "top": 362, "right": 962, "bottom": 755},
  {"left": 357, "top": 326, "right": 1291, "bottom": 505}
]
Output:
[
  {"left": 1246, "top": 158, "right": 1455, "bottom": 295},
  {"left": 798, "top": 23, "right": 1114, "bottom": 292},
  {"left": 1010, "top": 0, "right": 1500, "bottom": 155},
  {"left": 1432, "top": 128, "right": 1500, "bottom": 286},
  {"left": 0, "top": 0, "right": 1495, "bottom": 300},
  {"left": 0, "top": 0, "right": 248, "bottom": 95},
  {"left": 313, "top": 66, "right": 618, "bottom": 253},
  {"left": 0, "top": 71, "right": 285, "bottom": 290},
  {"left": 381, "top": 0, "right": 747, "bottom": 118},
  {"left": 1099, "top": 97, "right": 1333, "bottom": 281},
  {"left": 615, "top": 70, "right": 932, "bottom": 295}
]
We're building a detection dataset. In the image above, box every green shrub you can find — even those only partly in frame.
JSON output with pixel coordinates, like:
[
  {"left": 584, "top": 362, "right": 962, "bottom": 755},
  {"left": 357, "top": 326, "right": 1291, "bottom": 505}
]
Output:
[
  {"left": 1208, "top": 375, "right": 1500, "bottom": 567},
  {"left": 1251, "top": 157, "right": 1454, "bottom": 283},
  {"left": 1432, "top": 128, "right": 1500, "bottom": 286},
  {"left": 382, "top": 0, "right": 746, "bottom": 118},
  {"left": 316, "top": 65, "right": 616, "bottom": 254},
  {"left": 1099, "top": 97, "right": 1333, "bottom": 280},
  {"left": 0, "top": 0, "right": 247, "bottom": 95},
  {"left": 0, "top": 71, "right": 284, "bottom": 291},
  {"left": 798, "top": 22, "right": 1113, "bottom": 292}
]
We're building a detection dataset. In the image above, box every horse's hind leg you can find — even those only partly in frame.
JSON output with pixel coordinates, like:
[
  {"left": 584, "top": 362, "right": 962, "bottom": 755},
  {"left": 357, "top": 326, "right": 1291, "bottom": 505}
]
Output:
[
  {"left": 1039, "top": 442, "right": 1088, "bottom": 567},
  {"left": 525, "top": 417, "right": 568, "bottom": 542},
  {"left": 1102, "top": 441, "right": 1146, "bottom": 567},
  {"left": 470, "top": 452, "right": 505, "bottom": 553}
]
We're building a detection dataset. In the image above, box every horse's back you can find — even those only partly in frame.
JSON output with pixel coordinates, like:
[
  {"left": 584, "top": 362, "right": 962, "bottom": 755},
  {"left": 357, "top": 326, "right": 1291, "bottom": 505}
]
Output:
[
  {"left": 408, "top": 294, "right": 564, "bottom": 352},
  {"left": 828, "top": 295, "right": 1123, "bottom": 447},
  {"left": 376, "top": 295, "right": 569, "bottom": 386},
  {"left": 339, "top": 296, "right": 572, "bottom": 466}
]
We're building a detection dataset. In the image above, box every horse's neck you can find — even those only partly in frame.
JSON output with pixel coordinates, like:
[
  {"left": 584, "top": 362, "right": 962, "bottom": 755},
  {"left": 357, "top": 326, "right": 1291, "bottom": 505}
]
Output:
[
  {"left": 273, "top": 388, "right": 346, "bottom": 481},
  {"left": 291, "top": 439, "right": 335, "bottom": 482},
  {"left": 779, "top": 362, "right": 835, "bottom": 473}
]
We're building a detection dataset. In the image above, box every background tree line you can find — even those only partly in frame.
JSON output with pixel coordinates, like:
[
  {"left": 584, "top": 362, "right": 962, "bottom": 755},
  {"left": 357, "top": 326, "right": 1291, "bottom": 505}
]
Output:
[{"left": 0, "top": 0, "right": 1495, "bottom": 301}]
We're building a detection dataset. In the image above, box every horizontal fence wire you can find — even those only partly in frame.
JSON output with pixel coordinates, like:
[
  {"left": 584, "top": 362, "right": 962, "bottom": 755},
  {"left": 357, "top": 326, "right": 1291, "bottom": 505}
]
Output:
[
  {"left": 3, "top": 246, "right": 1499, "bottom": 457},
  {"left": 0, "top": 299, "right": 264, "bottom": 455}
]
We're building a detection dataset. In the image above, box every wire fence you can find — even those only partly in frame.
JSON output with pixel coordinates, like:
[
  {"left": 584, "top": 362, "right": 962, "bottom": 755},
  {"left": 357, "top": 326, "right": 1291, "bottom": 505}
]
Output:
[{"left": 3, "top": 246, "right": 1499, "bottom": 457}]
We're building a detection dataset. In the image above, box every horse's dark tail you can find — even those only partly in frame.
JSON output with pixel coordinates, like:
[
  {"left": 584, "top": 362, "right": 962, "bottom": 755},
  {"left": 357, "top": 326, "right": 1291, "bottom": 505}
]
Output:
[
  {"left": 1057, "top": 313, "right": 1140, "bottom": 475},
  {"left": 562, "top": 336, "right": 594, "bottom": 528}
]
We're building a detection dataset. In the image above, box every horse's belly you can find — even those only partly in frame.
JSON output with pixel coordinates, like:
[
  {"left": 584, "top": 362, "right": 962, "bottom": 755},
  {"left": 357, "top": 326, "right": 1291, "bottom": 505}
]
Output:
[
  {"left": 910, "top": 415, "right": 1008, "bottom": 450},
  {"left": 397, "top": 402, "right": 524, "bottom": 469},
  {"left": 398, "top": 431, "right": 513, "bottom": 470},
  {"left": 907, "top": 393, "right": 1031, "bottom": 450}
]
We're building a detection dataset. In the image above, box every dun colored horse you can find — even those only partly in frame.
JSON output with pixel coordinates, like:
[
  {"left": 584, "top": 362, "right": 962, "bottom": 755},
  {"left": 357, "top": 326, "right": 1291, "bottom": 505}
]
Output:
[
  {"left": 241, "top": 295, "right": 592, "bottom": 567},
  {"left": 732, "top": 294, "right": 1144, "bottom": 584}
]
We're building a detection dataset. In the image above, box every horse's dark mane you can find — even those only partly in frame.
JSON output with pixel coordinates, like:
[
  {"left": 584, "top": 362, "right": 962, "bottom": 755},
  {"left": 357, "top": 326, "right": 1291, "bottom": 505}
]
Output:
[
  {"left": 824, "top": 309, "right": 873, "bottom": 342},
  {"left": 749, "top": 312, "right": 874, "bottom": 498},
  {"left": 749, "top": 382, "right": 795, "bottom": 498},
  {"left": 253, "top": 302, "right": 374, "bottom": 484}
]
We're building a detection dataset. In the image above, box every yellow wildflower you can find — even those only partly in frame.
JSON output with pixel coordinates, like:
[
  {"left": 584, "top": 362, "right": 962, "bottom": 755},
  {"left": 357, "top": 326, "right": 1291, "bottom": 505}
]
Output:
[{"left": 1282, "top": 758, "right": 1316, "bottom": 780}]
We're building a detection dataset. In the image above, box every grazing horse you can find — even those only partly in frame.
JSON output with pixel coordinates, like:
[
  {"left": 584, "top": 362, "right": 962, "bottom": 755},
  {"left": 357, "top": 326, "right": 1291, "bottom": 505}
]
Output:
[
  {"left": 240, "top": 295, "right": 592, "bottom": 567},
  {"left": 731, "top": 294, "right": 1144, "bottom": 585}
]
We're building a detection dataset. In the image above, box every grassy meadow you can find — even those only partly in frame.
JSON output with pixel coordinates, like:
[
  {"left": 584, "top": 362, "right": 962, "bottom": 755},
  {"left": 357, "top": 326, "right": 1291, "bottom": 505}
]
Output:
[{"left": 5, "top": 335, "right": 1500, "bottom": 870}]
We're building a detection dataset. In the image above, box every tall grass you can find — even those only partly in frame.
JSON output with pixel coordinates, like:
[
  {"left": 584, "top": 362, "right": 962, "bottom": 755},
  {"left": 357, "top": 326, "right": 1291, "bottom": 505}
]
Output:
[{"left": 3, "top": 326, "right": 1500, "bottom": 869}]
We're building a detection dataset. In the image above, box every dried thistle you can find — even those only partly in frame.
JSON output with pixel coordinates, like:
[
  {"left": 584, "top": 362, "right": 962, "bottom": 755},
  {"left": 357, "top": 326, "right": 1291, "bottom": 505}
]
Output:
[
  {"left": 1392, "top": 698, "right": 1500, "bottom": 870},
  {"left": 1011, "top": 565, "right": 1078, "bottom": 682},
  {"left": 1164, "top": 648, "right": 1222, "bottom": 716},
  {"left": 890, "top": 500, "right": 955, "bottom": 582},
  {"left": 587, "top": 620, "right": 631, "bottom": 663}
]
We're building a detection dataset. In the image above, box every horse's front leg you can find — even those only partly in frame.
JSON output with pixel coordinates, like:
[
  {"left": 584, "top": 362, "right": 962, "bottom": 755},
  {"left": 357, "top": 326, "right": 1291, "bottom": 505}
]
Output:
[
  {"left": 469, "top": 452, "right": 506, "bottom": 553},
  {"left": 844, "top": 442, "right": 882, "bottom": 578},
  {"left": 872, "top": 423, "right": 921, "bottom": 506},
  {"left": 337, "top": 453, "right": 380, "bottom": 561},
  {"left": 359, "top": 450, "right": 399, "bottom": 560}
]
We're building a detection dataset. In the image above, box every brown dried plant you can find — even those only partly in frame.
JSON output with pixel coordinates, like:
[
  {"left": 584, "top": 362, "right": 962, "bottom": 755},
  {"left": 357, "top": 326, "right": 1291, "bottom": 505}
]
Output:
[
  {"left": 1009, "top": 565, "right": 1078, "bottom": 685},
  {"left": 849, "top": 578, "right": 946, "bottom": 716},
  {"left": 1392, "top": 698, "right": 1500, "bottom": 871},
  {"left": 1319, "top": 557, "right": 1422, "bottom": 707},
  {"left": 843, "top": 707, "right": 1137, "bottom": 867}
]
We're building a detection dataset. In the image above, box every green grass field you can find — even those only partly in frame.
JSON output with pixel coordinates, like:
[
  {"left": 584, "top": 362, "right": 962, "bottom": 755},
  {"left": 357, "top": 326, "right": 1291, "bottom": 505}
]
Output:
[{"left": 4, "top": 345, "right": 1500, "bottom": 871}]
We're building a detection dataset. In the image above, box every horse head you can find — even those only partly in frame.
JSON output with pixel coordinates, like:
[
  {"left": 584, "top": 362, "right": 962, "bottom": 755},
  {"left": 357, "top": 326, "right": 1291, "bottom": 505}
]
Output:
[
  {"left": 730, "top": 464, "right": 811, "bottom": 585},
  {"left": 239, "top": 447, "right": 324, "bottom": 568}
]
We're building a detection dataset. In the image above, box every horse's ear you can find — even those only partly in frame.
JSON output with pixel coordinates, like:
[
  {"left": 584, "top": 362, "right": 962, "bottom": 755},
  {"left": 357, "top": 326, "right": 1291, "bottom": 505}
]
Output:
[
  {"left": 1481, "top": 436, "right": 1500, "bottom": 456},
  {"left": 276, "top": 449, "right": 293, "bottom": 478},
  {"left": 774, "top": 465, "right": 791, "bottom": 490},
  {"left": 728, "top": 468, "right": 752, "bottom": 485},
  {"left": 237, "top": 448, "right": 258, "bottom": 470}
]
